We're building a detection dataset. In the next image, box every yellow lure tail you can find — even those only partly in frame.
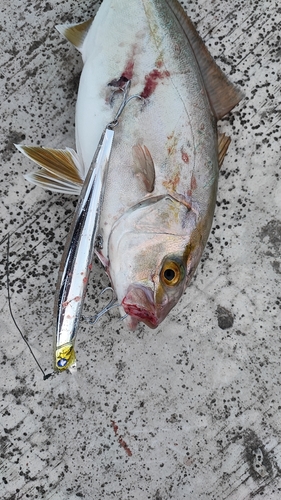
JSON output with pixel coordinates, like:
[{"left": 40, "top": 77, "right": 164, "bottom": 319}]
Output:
[{"left": 55, "top": 343, "right": 76, "bottom": 371}]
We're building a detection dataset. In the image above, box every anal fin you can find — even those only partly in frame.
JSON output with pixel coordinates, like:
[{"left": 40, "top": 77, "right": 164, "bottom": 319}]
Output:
[{"left": 218, "top": 133, "right": 231, "bottom": 169}]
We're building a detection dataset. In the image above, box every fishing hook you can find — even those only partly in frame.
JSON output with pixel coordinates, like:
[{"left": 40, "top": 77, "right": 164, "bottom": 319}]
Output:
[
  {"left": 81, "top": 287, "right": 120, "bottom": 324},
  {"left": 81, "top": 287, "right": 129, "bottom": 324},
  {"left": 108, "top": 79, "right": 144, "bottom": 129},
  {"left": 120, "top": 314, "right": 128, "bottom": 321}
]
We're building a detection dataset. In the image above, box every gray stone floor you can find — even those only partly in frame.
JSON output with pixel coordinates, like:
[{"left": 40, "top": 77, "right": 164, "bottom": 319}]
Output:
[{"left": 0, "top": 0, "right": 281, "bottom": 498}]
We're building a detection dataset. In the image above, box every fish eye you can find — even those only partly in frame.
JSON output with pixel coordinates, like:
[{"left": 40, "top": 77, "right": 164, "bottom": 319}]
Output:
[
  {"left": 164, "top": 268, "right": 176, "bottom": 281},
  {"left": 160, "top": 259, "right": 184, "bottom": 286}
]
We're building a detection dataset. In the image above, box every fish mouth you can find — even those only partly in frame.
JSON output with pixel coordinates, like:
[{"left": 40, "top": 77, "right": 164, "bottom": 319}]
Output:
[{"left": 121, "top": 284, "right": 159, "bottom": 329}]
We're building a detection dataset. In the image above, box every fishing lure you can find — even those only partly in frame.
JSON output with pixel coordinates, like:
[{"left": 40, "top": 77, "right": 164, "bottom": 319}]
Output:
[{"left": 54, "top": 81, "right": 141, "bottom": 371}]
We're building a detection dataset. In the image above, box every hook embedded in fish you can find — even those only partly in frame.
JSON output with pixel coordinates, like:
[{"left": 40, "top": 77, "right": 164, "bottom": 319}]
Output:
[{"left": 16, "top": 0, "right": 243, "bottom": 371}]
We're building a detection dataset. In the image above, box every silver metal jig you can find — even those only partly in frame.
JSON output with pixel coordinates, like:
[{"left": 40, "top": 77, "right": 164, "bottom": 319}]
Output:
[{"left": 54, "top": 80, "right": 140, "bottom": 371}]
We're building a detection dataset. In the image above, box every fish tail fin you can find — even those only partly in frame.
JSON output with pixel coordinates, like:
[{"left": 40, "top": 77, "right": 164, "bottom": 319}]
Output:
[
  {"left": 218, "top": 133, "right": 231, "bottom": 168},
  {"left": 166, "top": 0, "right": 243, "bottom": 119},
  {"left": 15, "top": 144, "right": 84, "bottom": 194},
  {"left": 56, "top": 19, "right": 93, "bottom": 52}
]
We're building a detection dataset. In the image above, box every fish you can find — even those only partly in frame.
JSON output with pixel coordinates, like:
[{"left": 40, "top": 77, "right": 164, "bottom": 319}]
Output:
[{"left": 16, "top": 0, "right": 242, "bottom": 369}]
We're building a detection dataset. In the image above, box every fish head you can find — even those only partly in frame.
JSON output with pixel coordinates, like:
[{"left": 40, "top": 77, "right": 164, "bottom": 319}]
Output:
[
  {"left": 120, "top": 250, "right": 188, "bottom": 330},
  {"left": 107, "top": 196, "right": 209, "bottom": 329}
]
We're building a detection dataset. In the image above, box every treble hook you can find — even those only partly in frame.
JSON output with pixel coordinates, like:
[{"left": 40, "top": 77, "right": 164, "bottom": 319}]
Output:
[
  {"left": 81, "top": 287, "right": 130, "bottom": 325},
  {"left": 108, "top": 80, "right": 144, "bottom": 129},
  {"left": 81, "top": 287, "right": 120, "bottom": 325}
]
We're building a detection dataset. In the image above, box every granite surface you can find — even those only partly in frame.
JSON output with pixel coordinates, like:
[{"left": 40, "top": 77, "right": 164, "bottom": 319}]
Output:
[{"left": 0, "top": 0, "right": 281, "bottom": 498}]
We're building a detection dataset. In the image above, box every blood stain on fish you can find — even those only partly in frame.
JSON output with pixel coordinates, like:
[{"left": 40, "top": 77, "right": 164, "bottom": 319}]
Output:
[
  {"left": 166, "top": 133, "right": 178, "bottom": 156},
  {"left": 191, "top": 173, "right": 197, "bottom": 190},
  {"left": 108, "top": 75, "right": 129, "bottom": 88},
  {"left": 155, "top": 58, "right": 163, "bottom": 68},
  {"left": 108, "top": 59, "right": 135, "bottom": 88},
  {"left": 181, "top": 149, "right": 189, "bottom": 163},
  {"left": 122, "top": 59, "right": 134, "bottom": 80},
  {"left": 140, "top": 69, "right": 170, "bottom": 99},
  {"left": 187, "top": 173, "right": 197, "bottom": 197},
  {"left": 163, "top": 172, "right": 180, "bottom": 191}
]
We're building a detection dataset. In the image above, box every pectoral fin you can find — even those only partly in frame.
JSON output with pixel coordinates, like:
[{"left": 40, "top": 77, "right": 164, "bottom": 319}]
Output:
[
  {"left": 56, "top": 19, "right": 93, "bottom": 52},
  {"left": 218, "top": 133, "right": 231, "bottom": 168},
  {"left": 132, "top": 144, "right": 155, "bottom": 193},
  {"left": 16, "top": 145, "right": 84, "bottom": 194}
]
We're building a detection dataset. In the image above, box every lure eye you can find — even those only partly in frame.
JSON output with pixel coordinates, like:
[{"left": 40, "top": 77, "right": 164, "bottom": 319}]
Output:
[
  {"left": 57, "top": 358, "right": 68, "bottom": 368},
  {"left": 161, "top": 260, "right": 183, "bottom": 286}
]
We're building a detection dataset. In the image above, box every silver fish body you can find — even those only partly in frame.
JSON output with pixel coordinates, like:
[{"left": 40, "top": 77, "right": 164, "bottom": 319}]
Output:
[
  {"left": 79, "top": 0, "right": 241, "bottom": 329},
  {"left": 17, "top": 0, "right": 242, "bottom": 367}
]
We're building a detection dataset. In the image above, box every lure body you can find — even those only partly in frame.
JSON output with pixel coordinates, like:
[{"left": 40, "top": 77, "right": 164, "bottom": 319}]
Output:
[{"left": 54, "top": 128, "right": 114, "bottom": 370}]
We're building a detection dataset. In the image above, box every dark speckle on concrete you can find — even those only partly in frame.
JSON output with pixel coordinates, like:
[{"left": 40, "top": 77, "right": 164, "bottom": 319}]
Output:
[
  {"left": 259, "top": 220, "right": 281, "bottom": 251},
  {"left": 2, "top": 131, "right": 26, "bottom": 162},
  {"left": 216, "top": 305, "right": 234, "bottom": 330},
  {"left": 244, "top": 429, "right": 273, "bottom": 480}
]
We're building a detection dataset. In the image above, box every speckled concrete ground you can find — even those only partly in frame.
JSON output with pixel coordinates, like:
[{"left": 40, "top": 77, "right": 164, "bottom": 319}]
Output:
[{"left": 0, "top": 0, "right": 281, "bottom": 499}]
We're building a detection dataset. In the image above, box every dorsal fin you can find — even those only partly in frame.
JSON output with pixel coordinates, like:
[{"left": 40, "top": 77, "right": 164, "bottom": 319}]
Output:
[
  {"left": 56, "top": 19, "right": 93, "bottom": 52},
  {"left": 165, "top": 0, "right": 243, "bottom": 119}
]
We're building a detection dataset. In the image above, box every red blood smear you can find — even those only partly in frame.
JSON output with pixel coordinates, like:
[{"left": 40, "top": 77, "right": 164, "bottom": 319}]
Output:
[
  {"left": 122, "top": 60, "right": 134, "bottom": 80},
  {"left": 111, "top": 420, "right": 132, "bottom": 456},
  {"left": 181, "top": 150, "right": 189, "bottom": 163},
  {"left": 140, "top": 69, "right": 170, "bottom": 98},
  {"left": 111, "top": 420, "right": 119, "bottom": 436},
  {"left": 118, "top": 437, "right": 133, "bottom": 457},
  {"left": 155, "top": 59, "right": 163, "bottom": 68},
  {"left": 191, "top": 173, "right": 197, "bottom": 190},
  {"left": 122, "top": 303, "right": 158, "bottom": 326}
]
